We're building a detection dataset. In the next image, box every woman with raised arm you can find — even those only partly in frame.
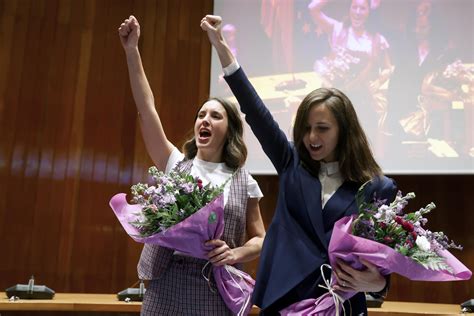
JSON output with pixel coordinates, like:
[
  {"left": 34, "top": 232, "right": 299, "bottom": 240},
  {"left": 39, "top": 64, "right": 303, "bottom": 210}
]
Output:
[
  {"left": 309, "top": 0, "right": 393, "bottom": 143},
  {"left": 202, "top": 14, "right": 397, "bottom": 315},
  {"left": 118, "top": 15, "right": 265, "bottom": 315}
]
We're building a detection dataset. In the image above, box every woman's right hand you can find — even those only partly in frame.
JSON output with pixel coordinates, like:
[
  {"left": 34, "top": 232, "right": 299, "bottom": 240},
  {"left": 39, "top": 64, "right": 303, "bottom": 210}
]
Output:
[
  {"left": 118, "top": 15, "right": 140, "bottom": 51},
  {"left": 201, "top": 15, "right": 235, "bottom": 68},
  {"left": 200, "top": 15, "right": 225, "bottom": 48},
  {"left": 308, "top": 0, "right": 329, "bottom": 10}
]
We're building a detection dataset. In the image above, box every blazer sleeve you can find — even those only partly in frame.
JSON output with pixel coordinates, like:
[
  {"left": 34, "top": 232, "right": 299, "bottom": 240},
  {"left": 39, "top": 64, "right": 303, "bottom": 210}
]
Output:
[
  {"left": 224, "top": 67, "right": 293, "bottom": 174},
  {"left": 364, "top": 176, "right": 398, "bottom": 205}
]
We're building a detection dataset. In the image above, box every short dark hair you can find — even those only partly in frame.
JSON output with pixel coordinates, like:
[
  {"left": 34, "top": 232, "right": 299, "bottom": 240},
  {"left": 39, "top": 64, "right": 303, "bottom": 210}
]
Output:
[
  {"left": 293, "top": 87, "right": 382, "bottom": 182},
  {"left": 182, "top": 97, "right": 247, "bottom": 170}
]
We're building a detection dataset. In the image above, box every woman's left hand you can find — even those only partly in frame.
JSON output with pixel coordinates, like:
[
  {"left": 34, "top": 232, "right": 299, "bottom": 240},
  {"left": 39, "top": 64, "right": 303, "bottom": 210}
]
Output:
[
  {"left": 334, "top": 258, "right": 386, "bottom": 292},
  {"left": 206, "top": 239, "right": 237, "bottom": 266}
]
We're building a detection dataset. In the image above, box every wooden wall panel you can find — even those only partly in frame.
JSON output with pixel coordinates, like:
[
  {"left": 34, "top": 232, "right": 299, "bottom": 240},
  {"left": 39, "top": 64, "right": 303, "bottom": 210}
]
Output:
[
  {"left": 0, "top": 0, "right": 472, "bottom": 306},
  {"left": 0, "top": 0, "right": 213, "bottom": 294}
]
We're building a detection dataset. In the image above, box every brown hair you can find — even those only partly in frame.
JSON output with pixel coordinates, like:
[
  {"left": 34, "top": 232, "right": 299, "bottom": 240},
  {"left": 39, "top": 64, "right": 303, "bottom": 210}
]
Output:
[
  {"left": 182, "top": 97, "right": 247, "bottom": 170},
  {"left": 293, "top": 88, "right": 382, "bottom": 182}
]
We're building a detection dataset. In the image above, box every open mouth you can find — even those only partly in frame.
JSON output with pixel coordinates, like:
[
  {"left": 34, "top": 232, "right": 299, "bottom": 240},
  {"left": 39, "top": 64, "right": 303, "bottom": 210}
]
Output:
[
  {"left": 198, "top": 128, "right": 212, "bottom": 141},
  {"left": 309, "top": 143, "right": 322, "bottom": 152}
]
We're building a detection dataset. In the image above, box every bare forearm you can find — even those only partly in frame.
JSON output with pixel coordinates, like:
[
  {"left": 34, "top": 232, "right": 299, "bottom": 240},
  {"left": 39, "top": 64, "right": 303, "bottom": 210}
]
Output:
[
  {"left": 308, "top": 0, "right": 334, "bottom": 34},
  {"left": 124, "top": 48, "right": 156, "bottom": 115},
  {"left": 232, "top": 236, "right": 264, "bottom": 264},
  {"left": 422, "top": 74, "right": 453, "bottom": 99},
  {"left": 123, "top": 47, "right": 171, "bottom": 169},
  {"left": 213, "top": 40, "right": 235, "bottom": 69}
]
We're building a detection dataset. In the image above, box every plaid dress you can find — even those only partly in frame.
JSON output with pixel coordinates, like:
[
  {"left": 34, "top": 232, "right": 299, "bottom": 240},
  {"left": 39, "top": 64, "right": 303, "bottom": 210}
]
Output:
[{"left": 139, "top": 159, "right": 249, "bottom": 315}]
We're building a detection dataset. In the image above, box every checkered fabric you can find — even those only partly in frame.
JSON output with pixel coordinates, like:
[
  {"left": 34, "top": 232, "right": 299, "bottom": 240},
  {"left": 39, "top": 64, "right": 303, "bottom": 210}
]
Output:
[
  {"left": 139, "top": 159, "right": 249, "bottom": 315},
  {"left": 141, "top": 255, "right": 233, "bottom": 315}
]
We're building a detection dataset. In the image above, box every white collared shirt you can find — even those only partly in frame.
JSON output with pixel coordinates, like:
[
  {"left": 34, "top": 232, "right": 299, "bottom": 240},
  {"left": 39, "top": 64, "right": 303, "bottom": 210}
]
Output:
[
  {"left": 223, "top": 60, "right": 240, "bottom": 76},
  {"left": 319, "top": 161, "right": 343, "bottom": 208},
  {"left": 165, "top": 147, "right": 263, "bottom": 205}
]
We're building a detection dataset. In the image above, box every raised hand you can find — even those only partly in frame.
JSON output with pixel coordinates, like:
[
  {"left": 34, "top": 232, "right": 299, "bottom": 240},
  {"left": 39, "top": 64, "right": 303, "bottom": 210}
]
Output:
[
  {"left": 200, "top": 15, "right": 225, "bottom": 48},
  {"left": 118, "top": 15, "right": 140, "bottom": 51},
  {"left": 308, "top": 0, "right": 329, "bottom": 10},
  {"left": 200, "top": 15, "right": 235, "bottom": 68}
]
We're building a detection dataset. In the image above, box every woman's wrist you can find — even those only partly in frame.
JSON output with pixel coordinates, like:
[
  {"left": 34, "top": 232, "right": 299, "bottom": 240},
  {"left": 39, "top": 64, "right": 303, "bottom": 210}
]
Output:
[
  {"left": 124, "top": 46, "right": 140, "bottom": 56},
  {"left": 370, "top": 275, "right": 390, "bottom": 298}
]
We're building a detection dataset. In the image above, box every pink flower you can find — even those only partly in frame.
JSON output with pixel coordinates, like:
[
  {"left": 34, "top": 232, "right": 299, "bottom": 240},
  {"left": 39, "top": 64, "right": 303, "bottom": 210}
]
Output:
[{"left": 149, "top": 204, "right": 158, "bottom": 213}]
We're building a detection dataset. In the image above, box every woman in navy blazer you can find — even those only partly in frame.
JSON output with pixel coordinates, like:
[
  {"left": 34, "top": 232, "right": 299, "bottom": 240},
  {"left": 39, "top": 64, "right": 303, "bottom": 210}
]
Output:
[{"left": 202, "top": 15, "right": 397, "bottom": 315}]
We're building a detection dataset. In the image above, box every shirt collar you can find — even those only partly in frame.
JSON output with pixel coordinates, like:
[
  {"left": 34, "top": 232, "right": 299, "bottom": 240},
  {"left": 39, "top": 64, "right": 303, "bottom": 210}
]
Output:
[{"left": 319, "top": 161, "right": 340, "bottom": 176}]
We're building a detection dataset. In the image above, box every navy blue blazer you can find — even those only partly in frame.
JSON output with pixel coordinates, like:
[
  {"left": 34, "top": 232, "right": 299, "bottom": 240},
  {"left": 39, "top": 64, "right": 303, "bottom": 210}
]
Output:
[{"left": 225, "top": 67, "right": 397, "bottom": 313}]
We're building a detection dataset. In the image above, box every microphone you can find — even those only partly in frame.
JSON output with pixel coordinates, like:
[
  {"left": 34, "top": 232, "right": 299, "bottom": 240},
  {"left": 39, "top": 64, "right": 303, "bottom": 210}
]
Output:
[
  {"left": 5, "top": 275, "right": 55, "bottom": 300},
  {"left": 117, "top": 279, "right": 146, "bottom": 302},
  {"left": 461, "top": 299, "right": 474, "bottom": 313}
]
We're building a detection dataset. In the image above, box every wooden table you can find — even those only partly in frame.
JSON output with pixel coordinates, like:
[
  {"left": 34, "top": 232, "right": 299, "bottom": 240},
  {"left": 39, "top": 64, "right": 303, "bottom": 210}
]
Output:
[
  {"left": 368, "top": 301, "right": 463, "bottom": 315},
  {"left": 0, "top": 293, "right": 464, "bottom": 315},
  {"left": 0, "top": 293, "right": 140, "bottom": 312}
]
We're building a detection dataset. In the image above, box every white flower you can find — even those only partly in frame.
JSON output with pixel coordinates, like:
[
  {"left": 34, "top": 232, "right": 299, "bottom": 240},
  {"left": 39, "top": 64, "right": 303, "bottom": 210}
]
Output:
[{"left": 416, "top": 235, "right": 431, "bottom": 252}]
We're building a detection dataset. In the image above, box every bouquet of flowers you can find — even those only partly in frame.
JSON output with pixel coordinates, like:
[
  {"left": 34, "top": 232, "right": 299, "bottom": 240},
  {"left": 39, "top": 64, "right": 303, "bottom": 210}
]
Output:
[
  {"left": 128, "top": 166, "right": 223, "bottom": 237},
  {"left": 109, "top": 165, "right": 254, "bottom": 316},
  {"left": 280, "top": 183, "right": 472, "bottom": 316},
  {"left": 314, "top": 47, "right": 360, "bottom": 84},
  {"left": 443, "top": 59, "right": 473, "bottom": 83}
]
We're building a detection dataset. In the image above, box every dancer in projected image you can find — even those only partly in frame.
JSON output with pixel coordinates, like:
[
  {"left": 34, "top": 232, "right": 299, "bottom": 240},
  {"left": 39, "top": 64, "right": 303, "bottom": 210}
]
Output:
[
  {"left": 202, "top": 14, "right": 397, "bottom": 315},
  {"left": 308, "top": 0, "right": 393, "bottom": 152},
  {"left": 117, "top": 15, "right": 265, "bottom": 315},
  {"left": 386, "top": 0, "right": 473, "bottom": 158}
]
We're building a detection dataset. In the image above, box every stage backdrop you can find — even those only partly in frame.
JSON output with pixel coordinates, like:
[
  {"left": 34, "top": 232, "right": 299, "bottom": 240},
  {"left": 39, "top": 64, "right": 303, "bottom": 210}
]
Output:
[{"left": 0, "top": 0, "right": 472, "bottom": 306}]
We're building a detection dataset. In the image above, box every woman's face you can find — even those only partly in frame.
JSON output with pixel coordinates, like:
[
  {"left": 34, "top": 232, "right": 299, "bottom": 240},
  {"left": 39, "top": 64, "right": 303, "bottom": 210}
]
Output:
[
  {"left": 303, "top": 104, "right": 340, "bottom": 163},
  {"left": 194, "top": 100, "right": 229, "bottom": 160},
  {"left": 415, "top": 1, "right": 432, "bottom": 38},
  {"left": 350, "top": 0, "right": 370, "bottom": 30}
]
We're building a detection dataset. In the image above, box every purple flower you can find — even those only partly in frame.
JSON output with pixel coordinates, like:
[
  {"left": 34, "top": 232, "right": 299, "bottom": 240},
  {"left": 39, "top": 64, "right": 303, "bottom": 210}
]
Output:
[
  {"left": 180, "top": 182, "right": 194, "bottom": 194},
  {"left": 353, "top": 184, "right": 462, "bottom": 272},
  {"left": 161, "top": 193, "right": 176, "bottom": 205}
]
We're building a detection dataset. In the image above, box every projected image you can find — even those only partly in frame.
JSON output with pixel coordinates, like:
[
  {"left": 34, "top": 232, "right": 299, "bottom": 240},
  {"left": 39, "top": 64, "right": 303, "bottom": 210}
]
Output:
[{"left": 210, "top": 0, "right": 473, "bottom": 174}]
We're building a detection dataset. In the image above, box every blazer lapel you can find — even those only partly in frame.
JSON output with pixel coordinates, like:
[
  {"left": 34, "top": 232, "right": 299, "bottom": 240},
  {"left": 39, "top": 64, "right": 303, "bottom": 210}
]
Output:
[
  {"left": 323, "top": 181, "right": 359, "bottom": 226},
  {"left": 299, "top": 166, "right": 328, "bottom": 251}
]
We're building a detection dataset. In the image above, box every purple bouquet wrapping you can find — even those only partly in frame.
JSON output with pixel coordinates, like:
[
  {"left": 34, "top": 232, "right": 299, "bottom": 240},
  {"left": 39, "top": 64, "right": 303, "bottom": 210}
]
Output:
[
  {"left": 280, "top": 189, "right": 472, "bottom": 316},
  {"left": 109, "top": 167, "right": 255, "bottom": 316}
]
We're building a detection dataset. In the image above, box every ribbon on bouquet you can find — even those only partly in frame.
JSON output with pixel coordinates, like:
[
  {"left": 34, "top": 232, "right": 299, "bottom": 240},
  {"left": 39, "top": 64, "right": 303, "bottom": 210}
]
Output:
[
  {"left": 201, "top": 261, "right": 217, "bottom": 292},
  {"left": 318, "top": 264, "right": 346, "bottom": 316},
  {"left": 224, "top": 264, "right": 252, "bottom": 316},
  {"left": 201, "top": 261, "right": 252, "bottom": 316}
]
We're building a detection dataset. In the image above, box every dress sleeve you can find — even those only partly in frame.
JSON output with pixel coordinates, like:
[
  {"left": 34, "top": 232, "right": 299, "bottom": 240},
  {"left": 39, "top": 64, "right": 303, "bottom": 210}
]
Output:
[
  {"left": 247, "top": 173, "right": 263, "bottom": 200},
  {"left": 165, "top": 146, "right": 185, "bottom": 174},
  {"left": 377, "top": 33, "right": 390, "bottom": 51},
  {"left": 224, "top": 67, "right": 294, "bottom": 174}
]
